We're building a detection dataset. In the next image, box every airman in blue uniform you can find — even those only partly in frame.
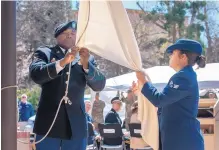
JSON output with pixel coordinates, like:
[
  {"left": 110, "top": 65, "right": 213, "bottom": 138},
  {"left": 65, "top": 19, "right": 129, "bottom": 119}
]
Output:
[
  {"left": 135, "top": 39, "right": 205, "bottom": 150},
  {"left": 29, "top": 21, "right": 106, "bottom": 150}
]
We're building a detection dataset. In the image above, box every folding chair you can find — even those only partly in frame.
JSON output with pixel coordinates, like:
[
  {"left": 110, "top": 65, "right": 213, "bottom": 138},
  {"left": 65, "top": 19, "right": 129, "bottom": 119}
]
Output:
[
  {"left": 128, "top": 123, "right": 153, "bottom": 150},
  {"left": 98, "top": 123, "right": 126, "bottom": 150},
  {"left": 87, "top": 122, "right": 97, "bottom": 150}
]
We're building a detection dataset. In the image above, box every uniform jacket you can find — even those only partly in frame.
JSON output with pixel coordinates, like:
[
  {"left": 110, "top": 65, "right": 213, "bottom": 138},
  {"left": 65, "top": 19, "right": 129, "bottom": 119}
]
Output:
[
  {"left": 105, "top": 108, "right": 122, "bottom": 125},
  {"left": 86, "top": 113, "right": 95, "bottom": 145},
  {"left": 141, "top": 66, "right": 204, "bottom": 150},
  {"left": 19, "top": 101, "right": 35, "bottom": 121},
  {"left": 104, "top": 108, "right": 122, "bottom": 145},
  {"left": 91, "top": 99, "right": 105, "bottom": 123},
  {"left": 29, "top": 45, "right": 106, "bottom": 140}
]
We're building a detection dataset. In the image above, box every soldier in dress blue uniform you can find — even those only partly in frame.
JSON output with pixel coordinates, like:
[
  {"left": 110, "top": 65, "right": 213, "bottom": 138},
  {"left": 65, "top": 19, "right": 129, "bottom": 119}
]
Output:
[
  {"left": 105, "top": 97, "right": 123, "bottom": 125},
  {"left": 104, "top": 97, "right": 123, "bottom": 145},
  {"left": 134, "top": 39, "right": 205, "bottom": 150},
  {"left": 29, "top": 21, "right": 106, "bottom": 150}
]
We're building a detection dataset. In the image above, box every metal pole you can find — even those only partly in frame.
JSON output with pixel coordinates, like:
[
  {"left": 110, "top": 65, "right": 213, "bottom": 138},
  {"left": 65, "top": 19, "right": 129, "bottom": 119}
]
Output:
[{"left": 1, "top": 1, "right": 17, "bottom": 150}]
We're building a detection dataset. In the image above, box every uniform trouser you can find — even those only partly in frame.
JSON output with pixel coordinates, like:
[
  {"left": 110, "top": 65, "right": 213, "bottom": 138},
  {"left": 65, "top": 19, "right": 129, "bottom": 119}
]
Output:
[{"left": 35, "top": 135, "right": 87, "bottom": 150}]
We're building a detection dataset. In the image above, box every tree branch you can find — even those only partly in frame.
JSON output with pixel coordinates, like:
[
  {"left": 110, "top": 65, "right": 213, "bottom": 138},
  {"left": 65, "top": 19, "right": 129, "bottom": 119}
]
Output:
[
  {"left": 142, "top": 60, "right": 154, "bottom": 66},
  {"left": 136, "top": 31, "right": 167, "bottom": 40},
  {"left": 158, "top": 15, "right": 166, "bottom": 25},
  {"left": 136, "top": 1, "right": 166, "bottom": 30},
  {"left": 133, "top": 18, "right": 142, "bottom": 35},
  {"left": 154, "top": 22, "right": 166, "bottom": 30}
]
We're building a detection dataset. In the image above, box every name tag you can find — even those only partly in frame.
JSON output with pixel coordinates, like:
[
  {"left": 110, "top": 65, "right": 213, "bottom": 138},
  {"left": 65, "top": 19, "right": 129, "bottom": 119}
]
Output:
[
  {"left": 134, "top": 129, "right": 141, "bottom": 134},
  {"left": 103, "top": 129, "right": 115, "bottom": 133}
]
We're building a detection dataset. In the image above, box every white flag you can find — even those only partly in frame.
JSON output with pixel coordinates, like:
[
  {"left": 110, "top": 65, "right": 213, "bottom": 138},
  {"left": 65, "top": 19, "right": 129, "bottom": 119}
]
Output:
[{"left": 76, "top": 1, "right": 159, "bottom": 150}]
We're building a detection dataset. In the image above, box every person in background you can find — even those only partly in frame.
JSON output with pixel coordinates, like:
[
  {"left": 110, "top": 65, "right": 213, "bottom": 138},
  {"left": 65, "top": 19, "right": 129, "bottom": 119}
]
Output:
[
  {"left": 200, "top": 89, "right": 217, "bottom": 99},
  {"left": 84, "top": 100, "right": 95, "bottom": 145},
  {"left": 84, "top": 100, "right": 102, "bottom": 148},
  {"left": 121, "top": 89, "right": 136, "bottom": 131},
  {"left": 18, "top": 94, "right": 34, "bottom": 121},
  {"left": 105, "top": 97, "right": 123, "bottom": 125},
  {"left": 208, "top": 91, "right": 217, "bottom": 99},
  {"left": 104, "top": 97, "right": 123, "bottom": 146},
  {"left": 91, "top": 92, "right": 105, "bottom": 131},
  {"left": 130, "top": 101, "right": 148, "bottom": 150}
]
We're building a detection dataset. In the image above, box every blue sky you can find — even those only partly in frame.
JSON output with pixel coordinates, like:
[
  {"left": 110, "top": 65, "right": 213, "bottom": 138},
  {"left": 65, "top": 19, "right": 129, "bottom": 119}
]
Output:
[
  {"left": 122, "top": 1, "right": 140, "bottom": 9},
  {"left": 72, "top": 1, "right": 156, "bottom": 10},
  {"left": 72, "top": 0, "right": 141, "bottom": 10}
]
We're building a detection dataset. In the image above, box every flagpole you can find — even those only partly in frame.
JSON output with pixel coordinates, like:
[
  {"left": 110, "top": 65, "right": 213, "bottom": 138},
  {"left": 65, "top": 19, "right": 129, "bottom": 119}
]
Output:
[{"left": 1, "top": 1, "right": 17, "bottom": 150}]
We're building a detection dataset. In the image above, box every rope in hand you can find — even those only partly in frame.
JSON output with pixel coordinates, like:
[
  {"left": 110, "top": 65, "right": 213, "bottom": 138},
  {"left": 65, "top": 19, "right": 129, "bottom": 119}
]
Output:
[{"left": 16, "top": 1, "right": 91, "bottom": 149}]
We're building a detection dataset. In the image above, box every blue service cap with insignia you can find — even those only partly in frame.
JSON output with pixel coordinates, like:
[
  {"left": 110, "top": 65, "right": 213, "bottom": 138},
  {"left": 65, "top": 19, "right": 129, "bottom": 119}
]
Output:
[
  {"left": 54, "top": 21, "right": 77, "bottom": 38},
  {"left": 166, "top": 39, "right": 203, "bottom": 55}
]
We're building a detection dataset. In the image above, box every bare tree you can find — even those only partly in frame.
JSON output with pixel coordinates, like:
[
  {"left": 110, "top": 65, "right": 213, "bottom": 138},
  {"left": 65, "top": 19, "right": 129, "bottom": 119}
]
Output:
[
  {"left": 16, "top": 1, "right": 72, "bottom": 88},
  {"left": 204, "top": 2, "right": 219, "bottom": 63}
]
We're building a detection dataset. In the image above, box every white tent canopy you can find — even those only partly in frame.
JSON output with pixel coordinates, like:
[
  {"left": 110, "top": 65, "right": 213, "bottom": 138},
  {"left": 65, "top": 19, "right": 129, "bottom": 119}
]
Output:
[
  {"left": 104, "top": 63, "right": 219, "bottom": 92},
  {"left": 93, "top": 63, "right": 219, "bottom": 122},
  {"left": 196, "top": 63, "right": 219, "bottom": 89}
]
